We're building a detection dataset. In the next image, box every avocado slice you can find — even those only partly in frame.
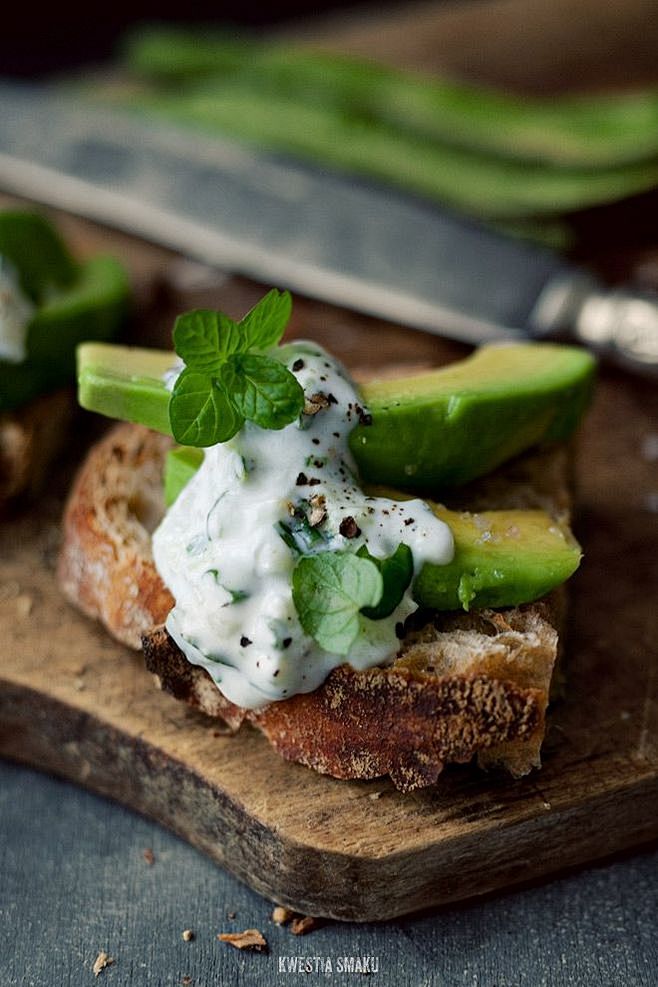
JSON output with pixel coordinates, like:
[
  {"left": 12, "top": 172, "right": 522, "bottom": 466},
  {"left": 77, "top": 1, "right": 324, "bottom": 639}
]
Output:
[
  {"left": 163, "top": 445, "right": 580, "bottom": 610},
  {"left": 351, "top": 343, "right": 595, "bottom": 489},
  {"left": 0, "top": 255, "right": 130, "bottom": 413},
  {"left": 77, "top": 342, "right": 594, "bottom": 491},
  {"left": 164, "top": 444, "right": 203, "bottom": 506},
  {"left": 0, "top": 211, "right": 77, "bottom": 302},
  {"left": 414, "top": 502, "right": 580, "bottom": 610}
]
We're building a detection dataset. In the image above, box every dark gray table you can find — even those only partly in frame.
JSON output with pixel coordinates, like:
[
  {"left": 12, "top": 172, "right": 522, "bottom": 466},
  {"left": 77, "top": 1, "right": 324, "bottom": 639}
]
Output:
[{"left": 1, "top": 760, "right": 656, "bottom": 987}]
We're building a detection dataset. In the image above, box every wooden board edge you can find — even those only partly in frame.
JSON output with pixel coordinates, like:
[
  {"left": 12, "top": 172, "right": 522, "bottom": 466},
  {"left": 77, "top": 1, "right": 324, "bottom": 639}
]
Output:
[{"left": 1, "top": 679, "right": 657, "bottom": 921}]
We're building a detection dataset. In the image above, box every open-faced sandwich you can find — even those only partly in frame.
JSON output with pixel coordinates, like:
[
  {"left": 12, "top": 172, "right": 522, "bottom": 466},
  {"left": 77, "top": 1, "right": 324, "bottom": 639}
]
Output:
[
  {"left": 0, "top": 211, "right": 129, "bottom": 507},
  {"left": 58, "top": 290, "right": 595, "bottom": 791}
]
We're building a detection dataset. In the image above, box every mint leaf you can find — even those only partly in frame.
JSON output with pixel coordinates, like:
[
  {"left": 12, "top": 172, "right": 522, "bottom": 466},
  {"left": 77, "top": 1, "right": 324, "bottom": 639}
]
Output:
[
  {"left": 239, "top": 288, "right": 292, "bottom": 351},
  {"left": 169, "top": 368, "right": 243, "bottom": 446},
  {"left": 172, "top": 310, "right": 242, "bottom": 375},
  {"left": 227, "top": 353, "right": 304, "bottom": 429},
  {"left": 292, "top": 552, "right": 383, "bottom": 655},
  {"left": 357, "top": 543, "right": 413, "bottom": 620},
  {"left": 168, "top": 291, "right": 298, "bottom": 446}
]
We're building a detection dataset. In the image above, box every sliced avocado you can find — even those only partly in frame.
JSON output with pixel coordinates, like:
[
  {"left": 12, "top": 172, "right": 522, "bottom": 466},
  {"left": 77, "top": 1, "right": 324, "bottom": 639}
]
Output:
[
  {"left": 0, "top": 256, "right": 130, "bottom": 414},
  {"left": 78, "top": 342, "right": 175, "bottom": 435},
  {"left": 414, "top": 502, "right": 580, "bottom": 610},
  {"left": 0, "top": 211, "right": 76, "bottom": 301},
  {"left": 162, "top": 447, "right": 581, "bottom": 610},
  {"left": 351, "top": 343, "right": 595, "bottom": 489},
  {"left": 76, "top": 342, "right": 594, "bottom": 492},
  {"left": 164, "top": 445, "right": 203, "bottom": 506}
]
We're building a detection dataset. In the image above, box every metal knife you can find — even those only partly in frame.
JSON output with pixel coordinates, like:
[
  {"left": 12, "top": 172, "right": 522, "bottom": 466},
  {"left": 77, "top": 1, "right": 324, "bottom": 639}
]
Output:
[{"left": 1, "top": 80, "right": 657, "bottom": 373}]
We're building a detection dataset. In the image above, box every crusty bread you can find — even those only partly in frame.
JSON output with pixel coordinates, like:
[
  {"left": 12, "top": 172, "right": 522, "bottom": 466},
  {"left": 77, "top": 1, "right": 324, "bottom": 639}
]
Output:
[
  {"left": 58, "top": 421, "right": 572, "bottom": 791},
  {"left": 0, "top": 390, "right": 74, "bottom": 509}
]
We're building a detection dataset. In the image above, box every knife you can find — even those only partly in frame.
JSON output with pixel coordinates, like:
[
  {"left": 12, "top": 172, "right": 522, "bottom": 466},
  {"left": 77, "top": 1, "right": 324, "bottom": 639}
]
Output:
[{"left": 1, "top": 81, "right": 657, "bottom": 373}]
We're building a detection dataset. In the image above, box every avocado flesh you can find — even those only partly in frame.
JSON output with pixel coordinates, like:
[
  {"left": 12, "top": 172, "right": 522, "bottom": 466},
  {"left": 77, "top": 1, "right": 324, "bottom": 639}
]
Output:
[
  {"left": 352, "top": 343, "right": 595, "bottom": 489},
  {"left": 0, "top": 256, "right": 130, "bottom": 413},
  {"left": 415, "top": 502, "right": 579, "bottom": 610},
  {"left": 78, "top": 342, "right": 175, "bottom": 435},
  {"left": 77, "top": 341, "right": 594, "bottom": 493},
  {"left": 163, "top": 446, "right": 581, "bottom": 610}
]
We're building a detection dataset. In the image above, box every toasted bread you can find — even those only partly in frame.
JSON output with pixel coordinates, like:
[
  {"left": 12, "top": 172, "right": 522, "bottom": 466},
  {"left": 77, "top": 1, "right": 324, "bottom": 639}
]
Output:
[
  {"left": 0, "top": 390, "right": 74, "bottom": 509},
  {"left": 58, "top": 421, "right": 572, "bottom": 791}
]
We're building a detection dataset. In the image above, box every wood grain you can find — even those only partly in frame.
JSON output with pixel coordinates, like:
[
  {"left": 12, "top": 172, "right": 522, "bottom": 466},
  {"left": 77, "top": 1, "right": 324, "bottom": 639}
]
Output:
[{"left": 0, "top": 210, "right": 657, "bottom": 921}]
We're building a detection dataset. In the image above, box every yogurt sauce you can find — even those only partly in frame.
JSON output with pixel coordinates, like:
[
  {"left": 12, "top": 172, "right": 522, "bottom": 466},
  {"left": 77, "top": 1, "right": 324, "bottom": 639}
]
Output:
[
  {"left": 0, "top": 257, "right": 34, "bottom": 364},
  {"left": 152, "top": 341, "right": 454, "bottom": 709}
]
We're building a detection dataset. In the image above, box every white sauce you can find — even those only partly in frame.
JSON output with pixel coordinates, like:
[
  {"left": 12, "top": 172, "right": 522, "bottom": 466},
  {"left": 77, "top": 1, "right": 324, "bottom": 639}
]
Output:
[
  {"left": 152, "top": 342, "right": 454, "bottom": 709},
  {"left": 0, "top": 257, "right": 34, "bottom": 364}
]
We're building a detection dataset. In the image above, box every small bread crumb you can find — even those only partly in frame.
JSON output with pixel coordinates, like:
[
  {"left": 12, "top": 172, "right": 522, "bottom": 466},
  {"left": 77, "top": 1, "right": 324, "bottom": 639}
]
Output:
[
  {"left": 290, "top": 916, "right": 318, "bottom": 936},
  {"left": 143, "top": 848, "right": 155, "bottom": 865},
  {"left": 217, "top": 929, "right": 267, "bottom": 952},
  {"left": 181, "top": 977, "right": 192, "bottom": 986},
  {"left": 182, "top": 929, "right": 194, "bottom": 942},
  {"left": 271, "top": 905, "right": 294, "bottom": 925},
  {"left": 92, "top": 951, "right": 114, "bottom": 976}
]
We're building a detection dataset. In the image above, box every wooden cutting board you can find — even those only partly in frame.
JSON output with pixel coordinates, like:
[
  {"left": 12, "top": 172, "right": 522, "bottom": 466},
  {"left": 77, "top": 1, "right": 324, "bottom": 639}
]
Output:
[{"left": 0, "top": 210, "right": 657, "bottom": 921}]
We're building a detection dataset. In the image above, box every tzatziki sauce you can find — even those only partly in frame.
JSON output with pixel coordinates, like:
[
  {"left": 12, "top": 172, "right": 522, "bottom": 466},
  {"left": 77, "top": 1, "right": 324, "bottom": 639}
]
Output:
[
  {"left": 0, "top": 257, "right": 34, "bottom": 364},
  {"left": 152, "top": 342, "right": 454, "bottom": 709}
]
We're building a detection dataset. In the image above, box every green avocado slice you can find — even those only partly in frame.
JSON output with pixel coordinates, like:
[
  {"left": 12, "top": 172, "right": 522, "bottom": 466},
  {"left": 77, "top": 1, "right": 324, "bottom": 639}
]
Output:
[
  {"left": 351, "top": 343, "right": 595, "bottom": 489},
  {"left": 78, "top": 341, "right": 594, "bottom": 491},
  {"left": 414, "top": 502, "right": 580, "bottom": 610},
  {"left": 162, "top": 445, "right": 581, "bottom": 611},
  {"left": 0, "top": 211, "right": 77, "bottom": 301},
  {"left": 0, "top": 254, "right": 130, "bottom": 414}
]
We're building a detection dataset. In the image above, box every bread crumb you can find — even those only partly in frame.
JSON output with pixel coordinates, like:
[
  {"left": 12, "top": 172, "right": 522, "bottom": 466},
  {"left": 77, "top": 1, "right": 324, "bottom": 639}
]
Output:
[
  {"left": 182, "top": 929, "right": 194, "bottom": 942},
  {"left": 74, "top": 677, "right": 86, "bottom": 692},
  {"left": 218, "top": 929, "right": 267, "bottom": 952},
  {"left": 92, "top": 951, "right": 114, "bottom": 976},
  {"left": 226, "top": 910, "right": 236, "bottom": 919},
  {"left": 368, "top": 790, "right": 383, "bottom": 800},
  {"left": 290, "top": 916, "right": 318, "bottom": 936},
  {"left": 271, "top": 905, "right": 294, "bottom": 925},
  {"left": 181, "top": 977, "right": 192, "bottom": 986},
  {"left": 143, "top": 848, "right": 155, "bottom": 865}
]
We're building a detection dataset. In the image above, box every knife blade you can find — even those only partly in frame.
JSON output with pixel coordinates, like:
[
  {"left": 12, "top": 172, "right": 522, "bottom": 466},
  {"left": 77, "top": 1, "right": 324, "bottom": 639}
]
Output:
[{"left": 0, "top": 80, "right": 656, "bottom": 372}]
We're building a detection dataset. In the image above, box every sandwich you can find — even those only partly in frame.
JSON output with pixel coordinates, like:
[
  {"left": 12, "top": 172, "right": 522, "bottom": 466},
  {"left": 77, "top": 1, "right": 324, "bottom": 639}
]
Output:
[
  {"left": 0, "top": 210, "right": 129, "bottom": 507},
  {"left": 58, "top": 289, "right": 595, "bottom": 791}
]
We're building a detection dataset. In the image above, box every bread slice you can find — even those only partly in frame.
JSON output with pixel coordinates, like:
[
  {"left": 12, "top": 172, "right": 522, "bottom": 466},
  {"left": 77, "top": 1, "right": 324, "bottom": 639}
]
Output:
[
  {"left": 58, "top": 421, "right": 572, "bottom": 791},
  {"left": 0, "top": 390, "right": 74, "bottom": 509}
]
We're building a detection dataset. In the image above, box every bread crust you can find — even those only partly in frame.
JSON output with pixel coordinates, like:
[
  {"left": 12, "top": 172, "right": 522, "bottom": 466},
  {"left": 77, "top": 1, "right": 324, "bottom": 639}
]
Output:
[
  {"left": 0, "top": 389, "right": 74, "bottom": 508},
  {"left": 59, "top": 421, "right": 570, "bottom": 791}
]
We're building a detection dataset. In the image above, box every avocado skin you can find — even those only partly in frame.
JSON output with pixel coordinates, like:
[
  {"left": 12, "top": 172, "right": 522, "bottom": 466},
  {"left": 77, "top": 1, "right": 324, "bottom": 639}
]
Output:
[
  {"left": 0, "top": 256, "right": 129, "bottom": 414},
  {"left": 350, "top": 343, "right": 595, "bottom": 490}
]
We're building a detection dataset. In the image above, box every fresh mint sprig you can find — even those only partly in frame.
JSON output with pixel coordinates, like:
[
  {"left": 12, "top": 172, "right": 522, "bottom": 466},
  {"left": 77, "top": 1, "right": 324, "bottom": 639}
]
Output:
[
  {"left": 292, "top": 552, "right": 383, "bottom": 656},
  {"left": 168, "top": 289, "right": 304, "bottom": 446},
  {"left": 292, "top": 543, "right": 415, "bottom": 653}
]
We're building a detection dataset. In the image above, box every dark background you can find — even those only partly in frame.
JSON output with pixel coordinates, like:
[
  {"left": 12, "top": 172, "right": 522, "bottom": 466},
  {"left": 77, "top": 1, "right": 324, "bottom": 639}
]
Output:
[{"left": 0, "top": 2, "right": 387, "bottom": 77}]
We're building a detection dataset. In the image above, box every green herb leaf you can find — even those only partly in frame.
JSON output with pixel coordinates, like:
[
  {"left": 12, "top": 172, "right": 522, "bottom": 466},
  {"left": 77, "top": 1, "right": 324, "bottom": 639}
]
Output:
[
  {"left": 227, "top": 353, "right": 304, "bottom": 429},
  {"left": 239, "top": 288, "right": 292, "bottom": 350},
  {"left": 357, "top": 543, "right": 414, "bottom": 620},
  {"left": 169, "top": 368, "right": 243, "bottom": 446},
  {"left": 172, "top": 310, "right": 242, "bottom": 375},
  {"left": 168, "top": 291, "right": 298, "bottom": 446},
  {"left": 292, "top": 552, "right": 383, "bottom": 655}
]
